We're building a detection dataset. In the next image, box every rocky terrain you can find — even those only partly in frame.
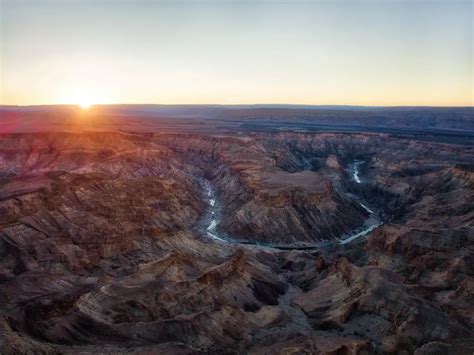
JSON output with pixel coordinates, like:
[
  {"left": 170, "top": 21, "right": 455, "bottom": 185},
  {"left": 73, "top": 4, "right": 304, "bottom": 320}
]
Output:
[{"left": 0, "top": 130, "right": 473, "bottom": 354}]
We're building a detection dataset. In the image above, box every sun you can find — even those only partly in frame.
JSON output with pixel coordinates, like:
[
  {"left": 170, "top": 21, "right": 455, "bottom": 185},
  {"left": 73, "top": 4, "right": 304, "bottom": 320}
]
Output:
[
  {"left": 78, "top": 101, "right": 92, "bottom": 110},
  {"left": 75, "top": 95, "right": 93, "bottom": 110},
  {"left": 63, "top": 91, "right": 95, "bottom": 110}
]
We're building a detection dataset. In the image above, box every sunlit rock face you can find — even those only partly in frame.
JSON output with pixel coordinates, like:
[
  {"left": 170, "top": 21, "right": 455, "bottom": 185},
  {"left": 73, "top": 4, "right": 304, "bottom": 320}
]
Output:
[{"left": 0, "top": 131, "right": 473, "bottom": 353}]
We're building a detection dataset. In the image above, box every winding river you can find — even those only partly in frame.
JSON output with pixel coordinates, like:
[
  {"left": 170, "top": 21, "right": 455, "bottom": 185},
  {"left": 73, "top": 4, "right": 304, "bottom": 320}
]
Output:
[
  {"left": 339, "top": 161, "right": 383, "bottom": 245},
  {"left": 201, "top": 160, "right": 383, "bottom": 249},
  {"left": 203, "top": 181, "right": 227, "bottom": 243}
]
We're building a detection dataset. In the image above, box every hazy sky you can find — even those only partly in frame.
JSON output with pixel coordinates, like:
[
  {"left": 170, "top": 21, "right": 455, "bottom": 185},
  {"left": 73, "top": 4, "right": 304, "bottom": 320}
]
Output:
[{"left": 1, "top": 0, "right": 472, "bottom": 106}]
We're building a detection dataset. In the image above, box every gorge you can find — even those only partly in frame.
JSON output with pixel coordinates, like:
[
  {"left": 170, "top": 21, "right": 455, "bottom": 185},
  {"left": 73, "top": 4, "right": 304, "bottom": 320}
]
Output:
[
  {"left": 201, "top": 159, "right": 384, "bottom": 249},
  {"left": 0, "top": 128, "right": 472, "bottom": 354}
]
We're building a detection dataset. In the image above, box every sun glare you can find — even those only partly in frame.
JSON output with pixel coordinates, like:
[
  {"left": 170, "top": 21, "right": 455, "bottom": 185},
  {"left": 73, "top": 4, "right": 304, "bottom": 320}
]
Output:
[
  {"left": 78, "top": 101, "right": 92, "bottom": 110},
  {"left": 62, "top": 91, "right": 96, "bottom": 110}
]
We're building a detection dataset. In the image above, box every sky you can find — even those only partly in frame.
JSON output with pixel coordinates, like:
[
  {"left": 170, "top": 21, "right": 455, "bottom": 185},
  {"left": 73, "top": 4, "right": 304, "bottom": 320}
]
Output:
[{"left": 0, "top": 0, "right": 472, "bottom": 106}]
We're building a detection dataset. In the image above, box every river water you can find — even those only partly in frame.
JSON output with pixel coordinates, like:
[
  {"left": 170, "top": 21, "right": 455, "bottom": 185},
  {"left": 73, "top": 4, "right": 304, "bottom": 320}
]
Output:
[
  {"left": 203, "top": 181, "right": 228, "bottom": 243},
  {"left": 201, "top": 159, "right": 383, "bottom": 248},
  {"left": 339, "top": 160, "right": 383, "bottom": 244},
  {"left": 352, "top": 160, "right": 363, "bottom": 183}
]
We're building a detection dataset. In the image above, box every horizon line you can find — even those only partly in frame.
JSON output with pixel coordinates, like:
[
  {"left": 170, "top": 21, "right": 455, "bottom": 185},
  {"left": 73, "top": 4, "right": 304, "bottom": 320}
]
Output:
[{"left": 1, "top": 103, "right": 473, "bottom": 109}]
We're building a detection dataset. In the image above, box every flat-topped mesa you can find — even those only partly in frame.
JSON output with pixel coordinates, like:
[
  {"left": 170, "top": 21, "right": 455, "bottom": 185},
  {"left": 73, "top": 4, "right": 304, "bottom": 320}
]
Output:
[
  {"left": 217, "top": 175, "right": 368, "bottom": 244},
  {"left": 200, "top": 162, "right": 369, "bottom": 244}
]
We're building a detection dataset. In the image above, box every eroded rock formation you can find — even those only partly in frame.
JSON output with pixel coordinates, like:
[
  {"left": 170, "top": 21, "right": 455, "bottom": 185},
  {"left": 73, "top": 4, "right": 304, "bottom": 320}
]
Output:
[{"left": 0, "top": 131, "right": 472, "bottom": 353}]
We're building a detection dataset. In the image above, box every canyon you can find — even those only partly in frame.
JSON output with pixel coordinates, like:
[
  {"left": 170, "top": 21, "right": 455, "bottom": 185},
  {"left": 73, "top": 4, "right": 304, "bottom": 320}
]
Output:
[{"left": 0, "top": 112, "right": 473, "bottom": 354}]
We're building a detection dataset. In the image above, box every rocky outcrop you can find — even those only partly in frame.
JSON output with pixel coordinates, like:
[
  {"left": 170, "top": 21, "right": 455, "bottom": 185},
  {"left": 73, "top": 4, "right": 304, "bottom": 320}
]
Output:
[{"left": 293, "top": 258, "right": 470, "bottom": 352}]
